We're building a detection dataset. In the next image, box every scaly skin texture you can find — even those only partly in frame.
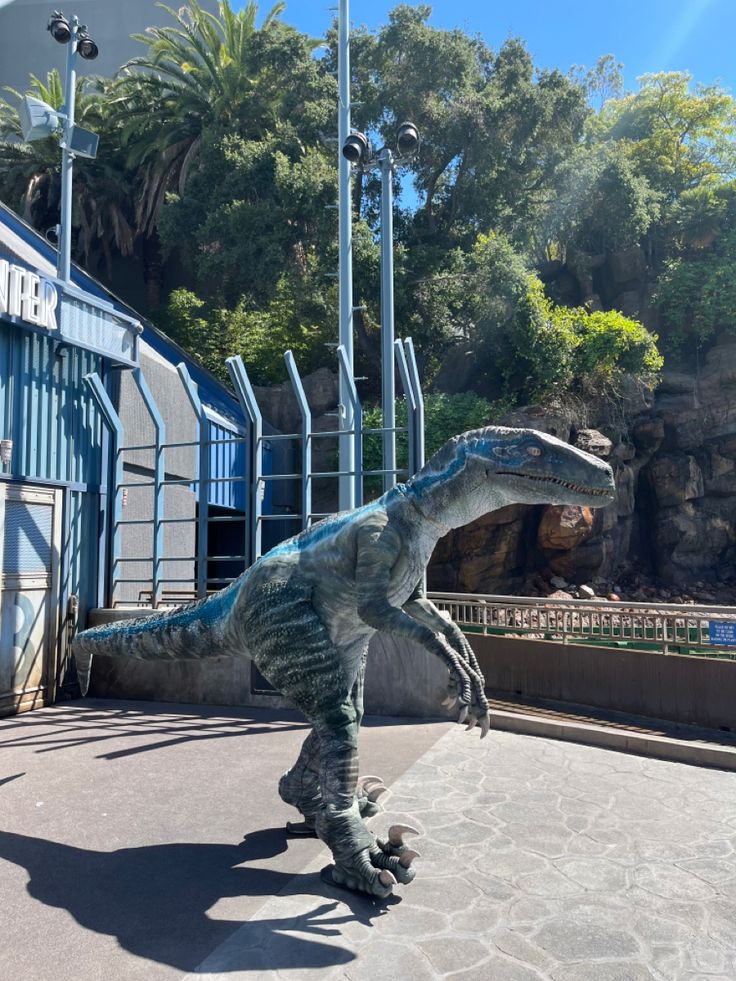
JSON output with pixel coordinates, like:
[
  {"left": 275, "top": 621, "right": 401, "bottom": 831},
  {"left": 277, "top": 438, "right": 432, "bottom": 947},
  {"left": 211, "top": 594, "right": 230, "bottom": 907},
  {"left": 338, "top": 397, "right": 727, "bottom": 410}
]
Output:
[{"left": 74, "top": 427, "right": 615, "bottom": 898}]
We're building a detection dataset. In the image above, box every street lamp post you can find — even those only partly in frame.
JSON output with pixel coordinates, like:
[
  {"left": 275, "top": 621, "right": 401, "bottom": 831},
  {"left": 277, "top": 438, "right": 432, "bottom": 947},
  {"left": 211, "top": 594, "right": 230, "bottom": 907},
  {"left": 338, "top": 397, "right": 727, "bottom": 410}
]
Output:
[
  {"left": 342, "top": 123, "right": 420, "bottom": 492},
  {"left": 46, "top": 10, "right": 99, "bottom": 283},
  {"left": 378, "top": 147, "right": 396, "bottom": 492},
  {"left": 57, "top": 15, "right": 79, "bottom": 283}
]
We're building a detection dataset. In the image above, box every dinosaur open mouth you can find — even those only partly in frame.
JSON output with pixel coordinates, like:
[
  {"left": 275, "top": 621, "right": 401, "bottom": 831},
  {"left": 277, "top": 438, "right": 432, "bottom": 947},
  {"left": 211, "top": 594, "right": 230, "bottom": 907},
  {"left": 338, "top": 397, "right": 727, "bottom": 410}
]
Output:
[{"left": 496, "top": 471, "right": 612, "bottom": 498}]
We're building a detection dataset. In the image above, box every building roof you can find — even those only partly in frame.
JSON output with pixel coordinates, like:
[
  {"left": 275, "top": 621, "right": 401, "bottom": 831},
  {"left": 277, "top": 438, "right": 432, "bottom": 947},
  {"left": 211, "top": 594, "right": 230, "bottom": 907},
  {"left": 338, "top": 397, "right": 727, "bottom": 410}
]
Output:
[{"left": 0, "top": 199, "right": 245, "bottom": 426}]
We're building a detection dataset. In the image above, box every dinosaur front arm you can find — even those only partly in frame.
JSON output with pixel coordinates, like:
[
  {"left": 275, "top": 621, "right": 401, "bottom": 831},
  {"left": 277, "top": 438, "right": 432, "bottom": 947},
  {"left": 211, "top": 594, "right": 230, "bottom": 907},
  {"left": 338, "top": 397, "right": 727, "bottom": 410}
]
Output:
[
  {"left": 355, "top": 522, "right": 487, "bottom": 730},
  {"left": 402, "top": 585, "right": 489, "bottom": 716}
]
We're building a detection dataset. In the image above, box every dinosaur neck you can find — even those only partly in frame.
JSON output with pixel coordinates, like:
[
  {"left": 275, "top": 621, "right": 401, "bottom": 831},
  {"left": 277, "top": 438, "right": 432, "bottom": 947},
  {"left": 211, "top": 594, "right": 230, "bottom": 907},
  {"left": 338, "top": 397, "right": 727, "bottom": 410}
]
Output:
[{"left": 403, "top": 472, "right": 505, "bottom": 537}]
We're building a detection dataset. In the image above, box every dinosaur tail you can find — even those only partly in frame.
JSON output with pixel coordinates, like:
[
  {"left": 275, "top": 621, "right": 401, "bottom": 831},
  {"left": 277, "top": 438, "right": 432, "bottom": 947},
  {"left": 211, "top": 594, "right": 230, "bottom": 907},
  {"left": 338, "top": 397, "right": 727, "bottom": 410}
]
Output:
[{"left": 72, "top": 584, "right": 240, "bottom": 696}]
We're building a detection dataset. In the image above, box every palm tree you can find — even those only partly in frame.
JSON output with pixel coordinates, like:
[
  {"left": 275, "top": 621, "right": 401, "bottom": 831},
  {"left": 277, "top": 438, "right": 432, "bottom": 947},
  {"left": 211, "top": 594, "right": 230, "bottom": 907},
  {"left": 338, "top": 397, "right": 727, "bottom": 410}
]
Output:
[
  {"left": 112, "top": 0, "right": 287, "bottom": 237},
  {"left": 0, "top": 71, "right": 136, "bottom": 275}
]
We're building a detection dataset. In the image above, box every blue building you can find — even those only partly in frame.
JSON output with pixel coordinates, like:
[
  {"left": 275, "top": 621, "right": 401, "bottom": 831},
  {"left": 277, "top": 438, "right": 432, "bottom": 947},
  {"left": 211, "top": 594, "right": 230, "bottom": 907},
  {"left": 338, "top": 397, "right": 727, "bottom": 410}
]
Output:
[{"left": 0, "top": 203, "right": 286, "bottom": 716}]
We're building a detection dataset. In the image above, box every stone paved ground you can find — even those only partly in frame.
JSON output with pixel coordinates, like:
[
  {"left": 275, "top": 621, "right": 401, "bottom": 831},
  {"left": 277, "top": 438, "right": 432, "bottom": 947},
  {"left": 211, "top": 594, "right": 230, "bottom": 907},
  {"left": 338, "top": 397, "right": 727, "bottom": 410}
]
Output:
[
  {"left": 189, "top": 727, "right": 736, "bottom": 981},
  {"left": 3, "top": 702, "right": 736, "bottom": 980}
]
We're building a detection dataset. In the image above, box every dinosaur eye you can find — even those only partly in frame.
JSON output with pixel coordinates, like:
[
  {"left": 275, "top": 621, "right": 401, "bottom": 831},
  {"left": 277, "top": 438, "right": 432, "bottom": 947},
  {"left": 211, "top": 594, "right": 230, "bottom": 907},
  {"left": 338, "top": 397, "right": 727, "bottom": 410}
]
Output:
[{"left": 527, "top": 446, "right": 542, "bottom": 457}]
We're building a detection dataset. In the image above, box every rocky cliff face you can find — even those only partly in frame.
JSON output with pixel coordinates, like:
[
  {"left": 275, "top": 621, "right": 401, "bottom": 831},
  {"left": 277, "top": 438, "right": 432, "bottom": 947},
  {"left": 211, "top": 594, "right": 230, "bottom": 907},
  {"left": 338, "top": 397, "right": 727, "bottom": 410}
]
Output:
[{"left": 429, "top": 337, "right": 736, "bottom": 599}]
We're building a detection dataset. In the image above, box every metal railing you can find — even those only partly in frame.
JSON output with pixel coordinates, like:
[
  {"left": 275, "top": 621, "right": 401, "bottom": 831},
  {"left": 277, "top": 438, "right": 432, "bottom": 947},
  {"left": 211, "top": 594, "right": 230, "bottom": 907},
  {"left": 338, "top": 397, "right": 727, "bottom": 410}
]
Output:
[
  {"left": 428, "top": 591, "right": 736, "bottom": 659},
  {"left": 85, "top": 338, "right": 425, "bottom": 608}
]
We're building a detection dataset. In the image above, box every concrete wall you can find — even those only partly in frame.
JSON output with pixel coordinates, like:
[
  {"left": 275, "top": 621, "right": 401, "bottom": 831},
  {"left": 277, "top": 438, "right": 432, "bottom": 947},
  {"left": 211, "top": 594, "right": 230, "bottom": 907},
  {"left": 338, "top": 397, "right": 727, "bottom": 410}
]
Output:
[
  {"left": 468, "top": 635, "right": 736, "bottom": 732},
  {"left": 84, "top": 609, "right": 736, "bottom": 732},
  {"left": 109, "top": 343, "right": 198, "bottom": 605}
]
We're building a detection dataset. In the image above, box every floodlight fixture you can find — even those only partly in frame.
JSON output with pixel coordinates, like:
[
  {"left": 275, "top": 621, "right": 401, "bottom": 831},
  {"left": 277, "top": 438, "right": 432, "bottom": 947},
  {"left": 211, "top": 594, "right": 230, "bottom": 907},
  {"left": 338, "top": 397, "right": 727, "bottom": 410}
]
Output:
[
  {"left": 47, "top": 11, "right": 71, "bottom": 44},
  {"left": 396, "top": 121, "right": 419, "bottom": 156},
  {"left": 77, "top": 31, "right": 98, "bottom": 60},
  {"left": 342, "top": 131, "right": 371, "bottom": 165},
  {"left": 19, "top": 95, "right": 61, "bottom": 142}
]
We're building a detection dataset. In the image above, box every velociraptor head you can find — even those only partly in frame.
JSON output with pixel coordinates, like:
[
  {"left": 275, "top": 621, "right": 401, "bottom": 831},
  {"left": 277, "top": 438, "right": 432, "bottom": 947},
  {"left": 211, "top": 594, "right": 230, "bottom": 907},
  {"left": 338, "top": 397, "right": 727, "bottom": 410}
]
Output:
[{"left": 406, "top": 427, "right": 616, "bottom": 529}]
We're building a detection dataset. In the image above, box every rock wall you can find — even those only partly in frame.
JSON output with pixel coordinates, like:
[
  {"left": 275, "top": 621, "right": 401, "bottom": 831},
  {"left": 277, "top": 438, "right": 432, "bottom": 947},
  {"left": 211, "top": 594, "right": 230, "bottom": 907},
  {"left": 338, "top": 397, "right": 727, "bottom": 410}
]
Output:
[{"left": 429, "top": 338, "right": 736, "bottom": 597}]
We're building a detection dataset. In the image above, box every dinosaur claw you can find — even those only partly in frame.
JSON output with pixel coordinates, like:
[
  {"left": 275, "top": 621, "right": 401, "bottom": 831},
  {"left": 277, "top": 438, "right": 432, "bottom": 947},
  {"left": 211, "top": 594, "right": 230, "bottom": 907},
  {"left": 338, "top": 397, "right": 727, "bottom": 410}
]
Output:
[
  {"left": 378, "top": 869, "right": 397, "bottom": 887},
  {"left": 465, "top": 715, "right": 478, "bottom": 731},
  {"left": 388, "top": 823, "right": 420, "bottom": 847},
  {"left": 398, "top": 849, "right": 420, "bottom": 868},
  {"left": 367, "top": 783, "right": 388, "bottom": 803},
  {"left": 457, "top": 705, "right": 468, "bottom": 724},
  {"left": 441, "top": 694, "right": 457, "bottom": 709},
  {"left": 357, "top": 775, "right": 382, "bottom": 794},
  {"left": 479, "top": 712, "right": 491, "bottom": 738}
]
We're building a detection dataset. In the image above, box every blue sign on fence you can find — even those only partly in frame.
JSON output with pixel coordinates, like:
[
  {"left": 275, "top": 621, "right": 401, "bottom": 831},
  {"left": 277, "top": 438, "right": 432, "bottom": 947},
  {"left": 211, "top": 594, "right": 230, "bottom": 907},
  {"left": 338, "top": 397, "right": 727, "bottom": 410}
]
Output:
[{"left": 708, "top": 621, "right": 736, "bottom": 646}]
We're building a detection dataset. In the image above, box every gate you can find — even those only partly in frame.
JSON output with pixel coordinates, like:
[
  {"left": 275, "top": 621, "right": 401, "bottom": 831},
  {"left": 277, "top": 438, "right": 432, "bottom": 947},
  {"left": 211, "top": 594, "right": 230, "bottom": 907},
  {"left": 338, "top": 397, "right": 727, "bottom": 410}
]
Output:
[{"left": 0, "top": 482, "right": 62, "bottom": 715}]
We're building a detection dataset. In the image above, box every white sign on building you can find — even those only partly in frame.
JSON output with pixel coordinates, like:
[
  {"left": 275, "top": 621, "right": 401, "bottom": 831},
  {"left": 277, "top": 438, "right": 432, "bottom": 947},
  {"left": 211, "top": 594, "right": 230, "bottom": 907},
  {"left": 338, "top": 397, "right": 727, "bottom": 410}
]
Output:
[{"left": 0, "top": 258, "right": 58, "bottom": 330}]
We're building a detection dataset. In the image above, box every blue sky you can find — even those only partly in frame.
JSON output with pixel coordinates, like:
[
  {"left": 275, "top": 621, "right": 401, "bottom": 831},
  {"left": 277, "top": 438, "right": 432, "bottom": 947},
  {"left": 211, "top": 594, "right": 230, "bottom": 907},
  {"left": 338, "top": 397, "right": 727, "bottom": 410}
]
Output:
[{"left": 251, "top": 0, "right": 736, "bottom": 92}]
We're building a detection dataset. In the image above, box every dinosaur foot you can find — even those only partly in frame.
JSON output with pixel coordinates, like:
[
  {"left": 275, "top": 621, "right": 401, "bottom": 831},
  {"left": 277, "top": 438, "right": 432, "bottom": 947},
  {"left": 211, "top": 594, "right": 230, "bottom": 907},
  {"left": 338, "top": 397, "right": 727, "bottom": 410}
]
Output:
[
  {"left": 357, "top": 774, "right": 389, "bottom": 818},
  {"left": 286, "top": 818, "right": 318, "bottom": 837},
  {"left": 322, "top": 829, "right": 421, "bottom": 899}
]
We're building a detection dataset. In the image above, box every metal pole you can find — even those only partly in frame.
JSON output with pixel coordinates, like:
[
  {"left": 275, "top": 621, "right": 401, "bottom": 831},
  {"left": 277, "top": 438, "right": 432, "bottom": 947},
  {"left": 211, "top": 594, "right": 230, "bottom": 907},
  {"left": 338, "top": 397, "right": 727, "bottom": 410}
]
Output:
[
  {"left": 284, "top": 350, "right": 312, "bottom": 529},
  {"left": 380, "top": 148, "right": 396, "bottom": 492},
  {"left": 58, "top": 16, "right": 78, "bottom": 282},
  {"left": 338, "top": 0, "right": 355, "bottom": 510},
  {"left": 227, "top": 355, "right": 263, "bottom": 566}
]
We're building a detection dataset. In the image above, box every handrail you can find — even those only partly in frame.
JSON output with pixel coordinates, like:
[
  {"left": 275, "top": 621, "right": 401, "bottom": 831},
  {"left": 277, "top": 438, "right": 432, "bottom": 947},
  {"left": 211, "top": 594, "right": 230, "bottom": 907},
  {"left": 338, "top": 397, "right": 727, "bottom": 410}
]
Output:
[{"left": 427, "top": 591, "right": 736, "bottom": 658}]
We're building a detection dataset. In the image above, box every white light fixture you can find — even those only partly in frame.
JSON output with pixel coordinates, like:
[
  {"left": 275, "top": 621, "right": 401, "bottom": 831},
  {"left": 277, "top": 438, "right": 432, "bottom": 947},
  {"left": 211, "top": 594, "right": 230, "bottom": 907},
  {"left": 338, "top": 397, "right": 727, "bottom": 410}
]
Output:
[{"left": 19, "top": 95, "right": 61, "bottom": 142}]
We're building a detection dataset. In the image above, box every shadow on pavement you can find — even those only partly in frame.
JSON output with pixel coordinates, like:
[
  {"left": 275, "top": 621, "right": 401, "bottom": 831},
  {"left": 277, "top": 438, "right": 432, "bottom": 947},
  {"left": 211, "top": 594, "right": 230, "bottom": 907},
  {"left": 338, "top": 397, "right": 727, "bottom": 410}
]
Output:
[
  {"left": 0, "top": 825, "right": 396, "bottom": 973},
  {"left": 0, "top": 705, "right": 309, "bottom": 760}
]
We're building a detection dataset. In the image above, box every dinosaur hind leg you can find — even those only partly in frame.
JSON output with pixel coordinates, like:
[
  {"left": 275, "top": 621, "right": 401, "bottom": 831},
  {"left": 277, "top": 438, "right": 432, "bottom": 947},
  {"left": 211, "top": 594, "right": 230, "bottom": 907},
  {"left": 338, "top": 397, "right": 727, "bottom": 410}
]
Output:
[
  {"left": 279, "top": 649, "right": 382, "bottom": 834},
  {"left": 279, "top": 729, "right": 321, "bottom": 835}
]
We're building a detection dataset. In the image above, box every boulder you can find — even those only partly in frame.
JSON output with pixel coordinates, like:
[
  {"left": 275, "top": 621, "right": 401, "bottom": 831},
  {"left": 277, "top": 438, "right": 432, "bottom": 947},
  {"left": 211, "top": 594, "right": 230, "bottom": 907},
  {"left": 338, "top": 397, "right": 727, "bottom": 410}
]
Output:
[
  {"left": 613, "top": 289, "right": 643, "bottom": 318},
  {"left": 632, "top": 416, "right": 664, "bottom": 450},
  {"left": 647, "top": 454, "right": 704, "bottom": 508},
  {"left": 500, "top": 402, "right": 579, "bottom": 443},
  {"left": 574, "top": 429, "right": 613, "bottom": 458},
  {"left": 658, "top": 372, "right": 696, "bottom": 396},
  {"left": 538, "top": 505, "right": 594, "bottom": 551},
  {"left": 547, "top": 537, "right": 609, "bottom": 582},
  {"left": 432, "top": 344, "right": 482, "bottom": 396},
  {"left": 615, "top": 465, "right": 636, "bottom": 517},
  {"left": 579, "top": 584, "right": 596, "bottom": 599},
  {"left": 605, "top": 246, "right": 646, "bottom": 286}
]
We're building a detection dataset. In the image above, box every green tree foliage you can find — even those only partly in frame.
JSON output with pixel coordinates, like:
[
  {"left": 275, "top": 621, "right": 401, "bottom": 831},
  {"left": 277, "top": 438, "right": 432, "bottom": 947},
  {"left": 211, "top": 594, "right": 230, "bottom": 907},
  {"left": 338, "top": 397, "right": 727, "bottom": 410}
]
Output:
[
  {"left": 466, "top": 234, "right": 661, "bottom": 402},
  {"left": 158, "top": 275, "right": 334, "bottom": 385},
  {"left": 541, "top": 143, "right": 660, "bottom": 257},
  {"left": 361, "top": 391, "right": 508, "bottom": 496},
  {"left": 655, "top": 182, "right": 736, "bottom": 346},
  {"left": 588, "top": 72, "right": 736, "bottom": 202},
  {"left": 345, "top": 6, "right": 590, "bottom": 247}
]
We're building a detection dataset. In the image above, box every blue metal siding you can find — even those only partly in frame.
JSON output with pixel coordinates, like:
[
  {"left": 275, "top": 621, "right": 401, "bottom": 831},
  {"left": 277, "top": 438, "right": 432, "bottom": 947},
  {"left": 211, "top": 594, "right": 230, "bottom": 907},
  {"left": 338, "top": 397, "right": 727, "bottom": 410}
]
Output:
[
  {"left": 63, "top": 489, "right": 100, "bottom": 625},
  {"left": 0, "top": 318, "right": 103, "bottom": 486},
  {"left": 205, "top": 420, "right": 274, "bottom": 514},
  {"left": 207, "top": 419, "right": 246, "bottom": 511}
]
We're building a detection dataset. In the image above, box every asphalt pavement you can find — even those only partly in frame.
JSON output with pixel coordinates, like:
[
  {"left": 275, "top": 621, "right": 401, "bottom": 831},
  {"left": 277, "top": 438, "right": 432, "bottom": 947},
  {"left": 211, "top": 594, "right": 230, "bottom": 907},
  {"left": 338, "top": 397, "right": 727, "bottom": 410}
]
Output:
[{"left": 1, "top": 699, "right": 735, "bottom": 980}]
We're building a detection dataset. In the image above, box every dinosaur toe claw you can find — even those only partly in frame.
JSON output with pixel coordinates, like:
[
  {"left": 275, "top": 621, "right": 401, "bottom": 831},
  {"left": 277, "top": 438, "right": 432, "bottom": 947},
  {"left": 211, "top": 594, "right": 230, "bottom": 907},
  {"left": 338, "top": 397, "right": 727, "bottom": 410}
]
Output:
[
  {"left": 357, "top": 775, "right": 382, "bottom": 794},
  {"left": 378, "top": 869, "right": 397, "bottom": 887},
  {"left": 457, "top": 704, "right": 468, "bottom": 724},
  {"left": 388, "top": 823, "right": 420, "bottom": 847},
  {"left": 465, "top": 715, "right": 478, "bottom": 731},
  {"left": 367, "top": 783, "right": 388, "bottom": 803},
  {"left": 479, "top": 712, "right": 491, "bottom": 738},
  {"left": 398, "top": 848, "right": 420, "bottom": 868}
]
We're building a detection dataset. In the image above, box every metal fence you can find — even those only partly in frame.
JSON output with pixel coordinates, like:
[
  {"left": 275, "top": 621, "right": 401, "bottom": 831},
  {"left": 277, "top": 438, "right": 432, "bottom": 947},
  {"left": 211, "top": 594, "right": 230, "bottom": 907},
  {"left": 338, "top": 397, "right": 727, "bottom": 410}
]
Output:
[
  {"left": 84, "top": 339, "right": 424, "bottom": 609},
  {"left": 428, "top": 591, "right": 736, "bottom": 659}
]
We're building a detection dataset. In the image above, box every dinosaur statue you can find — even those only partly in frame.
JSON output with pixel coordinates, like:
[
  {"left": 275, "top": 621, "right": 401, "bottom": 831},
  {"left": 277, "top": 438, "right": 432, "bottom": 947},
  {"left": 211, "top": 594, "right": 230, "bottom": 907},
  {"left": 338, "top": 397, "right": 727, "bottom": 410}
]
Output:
[{"left": 74, "top": 426, "right": 615, "bottom": 898}]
